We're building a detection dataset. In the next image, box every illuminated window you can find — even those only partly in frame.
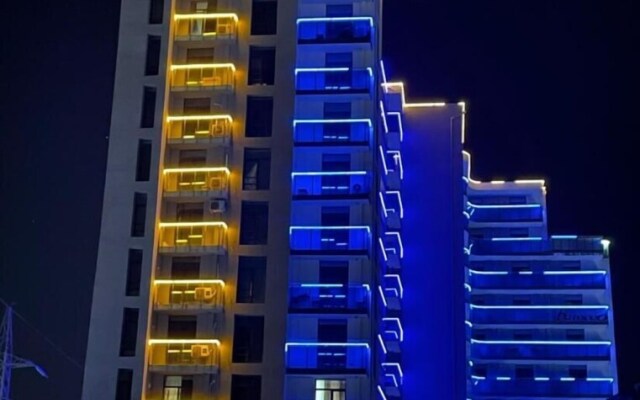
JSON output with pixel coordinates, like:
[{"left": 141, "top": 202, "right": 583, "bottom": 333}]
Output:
[
  {"left": 315, "top": 380, "right": 346, "bottom": 400},
  {"left": 115, "top": 369, "right": 133, "bottom": 400},
  {"left": 162, "top": 376, "right": 193, "bottom": 400},
  {"left": 251, "top": 0, "right": 277, "bottom": 35}
]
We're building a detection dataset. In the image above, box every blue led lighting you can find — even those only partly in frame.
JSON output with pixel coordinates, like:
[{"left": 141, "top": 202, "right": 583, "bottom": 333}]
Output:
[
  {"left": 534, "top": 377, "right": 550, "bottom": 381},
  {"left": 289, "top": 225, "right": 371, "bottom": 233},
  {"left": 384, "top": 232, "right": 404, "bottom": 258},
  {"left": 469, "top": 304, "right": 609, "bottom": 310},
  {"left": 299, "top": 283, "right": 343, "bottom": 288},
  {"left": 296, "top": 16, "right": 374, "bottom": 26},
  {"left": 382, "top": 362, "right": 404, "bottom": 378},
  {"left": 384, "top": 274, "right": 404, "bottom": 298},
  {"left": 285, "top": 342, "right": 370, "bottom": 350},
  {"left": 291, "top": 171, "right": 367, "bottom": 177},
  {"left": 386, "top": 373, "right": 399, "bottom": 387},
  {"left": 467, "top": 202, "right": 541, "bottom": 209},
  {"left": 469, "top": 339, "right": 612, "bottom": 345},
  {"left": 496, "top": 376, "right": 511, "bottom": 381},
  {"left": 293, "top": 118, "right": 372, "bottom": 127},
  {"left": 377, "top": 286, "right": 388, "bottom": 307},
  {"left": 377, "top": 334, "right": 387, "bottom": 354},
  {"left": 294, "top": 67, "right": 374, "bottom": 77},
  {"left": 383, "top": 317, "right": 404, "bottom": 341},
  {"left": 543, "top": 270, "right": 607, "bottom": 275},
  {"left": 490, "top": 237, "right": 543, "bottom": 241},
  {"left": 560, "top": 377, "right": 576, "bottom": 381},
  {"left": 551, "top": 235, "right": 579, "bottom": 239},
  {"left": 468, "top": 269, "right": 508, "bottom": 275},
  {"left": 377, "top": 385, "right": 388, "bottom": 400}
]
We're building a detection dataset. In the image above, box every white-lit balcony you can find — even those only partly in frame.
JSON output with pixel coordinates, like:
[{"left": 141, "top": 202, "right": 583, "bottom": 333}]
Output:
[
  {"left": 153, "top": 280, "right": 224, "bottom": 312},
  {"left": 158, "top": 222, "right": 227, "bottom": 254},
  {"left": 148, "top": 339, "right": 220, "bottom": 374},
  {"left": 163, "top": 167, "right": 229, "bottom": 198},
  {"left": 170, "top": 64, "right": 235, "bottom": 91},
  {"left": 173, "top": 13, "right": 238, "bottom": 41},
  {"left": 166, "top": 115, "right": 232, "bottom": 145}
]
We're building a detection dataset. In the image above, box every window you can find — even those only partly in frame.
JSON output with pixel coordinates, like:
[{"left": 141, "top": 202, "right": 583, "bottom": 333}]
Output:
[
  {"left": 171, "top": 257, "right": 200, "bottom": 279},
  {"left": 176, "top": 202, "right": 203, "bottom": 222},
  {"left": 145, "top": 36, "right": 161, "bottom": 75},
  {"left": 140, "top": 87, "right": 157, "bottom": 128},
  {"left": 115, "top": 369, "right": 133, "bottom": 400},
  {"left": 119, "top": 308, "right": 139, "bottom": 357},
  {"left": 566, "top": 329, "right": 585, "bottom": 341},
  {"left": 513, "top": 330, "right": 533, "bottom": 340},
  {"left": 509, "top": 227, "right": 529, "bottom": 237},
  {"left": 167, "top": 316, "right": 197, "bottom": 339},
  {"left": 125, "top": 249, "right": 143, "bottom": 296},
  {"left": 190, "top": 0, "right": 217, "bottom": 12},
  {"left": 240, "top": 202, "right": 269, "bottom": 245},
  {"left": 326, "top": 4, "right": 352, "bottom": 17},
  {"left": 512, "top": 296, "right": 531, "bottom": 305},
  {"left": 186, "top": 47, "right": 214, "bottom": 63},
  {"left": 149, "top": 0, "right": 164, "bottom": 24},
  {"left": 178, "top": 149, "right": 206, "bottom": 166},
  {"left": 568, "top": 365, "right": 587, "bottom": 379},
  {"left": 135, "top": 140, "right": 152, "bottom": 181},
  {"left": 251, "top": 0, "right": 277, "bottom": 35},
  {"left": 315, "top": 380, "right": 345, "bottom": 400},
  {"left": 231, "top": 375, "right": 262, "bottom": 400},
  {"left": 163, "top": 376, "right": 193, "bottom": 400},
  {"left": 183, "top": 97, "right": 210, "bottom": 115},
  {"left": 248, "top": 47, "right": 275, "bottom": 85},
  {"left": 243, "top": 149, "right": 271, "bottom": 190},
  {"left": 131, "top": 193, "right": 147, "bottom": 237},
  {"left": 325, "top": 52, "right": 352, "bottom": 68},
  {"left": 564, "top": 294, "right": 583, "bottom": 305},
  {"left": 324, "top": 102, "right": 351, "bottom": 119},
  {"left": 472, "top": 366, "right": 487, "bottom": 378},
  {"left": 236, "top": 257, "right": 266, "bottom": 303},
  {"left": 232, "top": 316, "right": 264, "bottom": 362},
  {"left": 515, "top": 365, "right": 534, "bottom": 379},
  {"left": 245, "top": 97, "right": 273, "bottom": 137}
]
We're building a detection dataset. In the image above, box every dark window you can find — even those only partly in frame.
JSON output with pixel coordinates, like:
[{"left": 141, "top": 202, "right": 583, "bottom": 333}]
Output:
[
  {"left": 248, "top": 47, "right": 276, "bottom": 85},
  {"left": 473, "top": 365, "right": 487, "bottom": 378},
  {"left": 145, "top": 36, "right": 161, "bottom": 75},
  {"left": 186, "top": 47, "right": 215, "bottom": 63},
  {"left": 569, "top": 366, "right": 587, "bottom": 379},
  {"left": 245, "top": 97, "right": 273, "bottom": 137},
  {"left": 176, "top": 202, "right": 203, "bottom": 222},
  {"left": 237, "top": 257, "right": 267, "bottom": 303},
  {"left": 564, "top": 294, "right": 583, "bottom": 305},
  {"left": 149, "top": 0, "right": 164, "bottom": 24},
  {"left": 163, "top": 376, "right": 193, "bottom": 400},
  {"left": 140, "top": 87, "right": 157, "bottom": 128},
  {"left": 131, "top": 193, "right": 147, "bottom": 237},
  {"left": 135, "top": 140, "right": 152, "bottom": 181},
  {"left": 321, "top": 207, "right": 350, "bottom": 226},
  {"left": 125, "top": 249, "right": 143, "bottom": 296},
  {"left": 512, "top": 296, "right": 531, "bottom": 305},
  {"left": 115, "top": 369, "right": 133, "bottom": 400},
  {"left": 171, "top": 257, "right": 200, "bottom": 279},
  {"left": 317, "top": 320, "right": 347, "bottom": 369},
  {"left": 566, "top": 329, "right": 585, "bottom": 341},
  {"left": 513, "top": 330, "right": 533, "bottom": 340},
  {"left": 119, "top": 308, "right": 139, "bottom": 357},
  {"left": 515, "top": 365, "right": 534, "bottom": 379},
  {"left": 232, "top": 316, "right": 264, "bottom": 363},
  {"left": 325, "top": 52, "right": 352, "bottom": 68},
  {"left": 240, "top": 202, "right": 269, "bottom": 245},
  {"left": 167, "top": 316, "right": 197, "bottom": 339},
  {"left": 324, "top": 102, "right": 351, "bottom": 118},
  {"left": 326, "top": 4, "right": 352, "bottom": 17},
  {"left": 243, "top": 149, "right": 271, "bottom": 190},
  {"left": 183, "top": 97, "right": 210, "bottom": 115},
  {"left": 509, "top": 227, "right": 529, "bottom": 237},
  {"left": 231, "top": 375, "right": 262, "bottom": 400},
  {"left": 178, "top": 149, "right": 207, "bottom": 166},
  {"left": 251, "top": 0, "right": 277, "bottom": 35}
]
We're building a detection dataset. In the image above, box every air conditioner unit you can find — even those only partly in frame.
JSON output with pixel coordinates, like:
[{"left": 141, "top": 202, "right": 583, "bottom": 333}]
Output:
[
  {"left": 208, "top": 198, "right": 226, "bottom": 213},
  {"left": 191, "top": 344, "right": 211, "bottom": 358},
  {"left": 194, "top": 287, "right": 214, "bottom": 301}
]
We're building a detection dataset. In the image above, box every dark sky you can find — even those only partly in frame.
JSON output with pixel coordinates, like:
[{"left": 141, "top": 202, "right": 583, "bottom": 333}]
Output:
[{"left": 0, "top": 0, "right": 637, "bottom": 398}]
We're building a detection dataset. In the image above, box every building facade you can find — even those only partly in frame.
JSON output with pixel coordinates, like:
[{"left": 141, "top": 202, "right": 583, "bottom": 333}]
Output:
[{"left": 82, "top": 0, "right": 618, "bottom": 399}]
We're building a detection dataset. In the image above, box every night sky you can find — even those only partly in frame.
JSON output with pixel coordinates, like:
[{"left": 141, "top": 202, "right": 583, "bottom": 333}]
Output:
[{"left": 0, "top": 0, "right": 637, "bottom": 398}]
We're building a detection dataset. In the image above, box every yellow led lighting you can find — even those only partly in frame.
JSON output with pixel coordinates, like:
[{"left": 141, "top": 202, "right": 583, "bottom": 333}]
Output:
[
  {"left": 490, "top": 180, "right": 506, "bottom": 184},
  {"left": 170, "top": 63, "right": 236, "bottom": 71},
  {"left": 149, "top": 339, "right": 221, "bottom": 345},
  {"left": 167, "top": 115, "right": 233, "bottom": 122},
  {"left": 155, "top": 279, "right": 225, "bottom": 286},
  {"left": 159, "top": 221, "right": 228, "bottom": 229},
  {"left": 174, "top": 13, "right": 238, "bottom": 22},
  {"left": 163, "top": 167, "right": 230, "bottom": 174}
]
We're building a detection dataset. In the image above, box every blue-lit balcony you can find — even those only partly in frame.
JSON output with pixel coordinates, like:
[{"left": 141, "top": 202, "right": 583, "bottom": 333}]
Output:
[
  {"left": 468, "top": 305, "right": 609, "bottom": 325},
  {"left": 467, "top": 203, "right": 543, "bottom": 223},
  {"left": 288, "top": 284, "right": 369, "bottom": 314},
  {"left": 379, "top": 363, "right": 404, "bottom": 398},
  {"left": 293, "top": 119, "right": 371, "bottom": 146},
  {"left": 291, "top": 172, "right": 370, "bottom": 200},
  {"left": 471, "top": 237, "right": 605, "bottom": 256},
  {"left": 470, "top": 378, "right": 614, "bottom": 397},
  {"left": 378, "top": 232, "right": 403, "bottom": 271},
  {"left": 295, "top": 68, "right": 372, "bottom": 95},
  {"left": 379, "top": 274, "right": 403, "bottom": 311},
  {"left": 380, "top": 109, "right": 402, "bottom": 151},
  {"left": 468, "top": 270, "right": 607, "bottom": 290},
  {"left": 290, "top": 226, "right": 370, "bottom": 255},
  {"left": 379, "top": 191, "right": 403, "bottom": 231},
  {"left": 379, "top": 146, "right": 402, "bottom": 190},
  {"left": 297, "top": 17, "right": 373, "bottom": 45},
  {"left": 378, "top": 318, "right": 403, "bottom": 356},
  {"left": 285, "top": 343, "right": 369, "bottom": 374},
  {"left": 469, "top": 339, "right": 611, "bottom": 360}
]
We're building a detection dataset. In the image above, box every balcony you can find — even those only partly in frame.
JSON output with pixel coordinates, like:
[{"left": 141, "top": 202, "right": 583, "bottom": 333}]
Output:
[
  {"left": 291, "top": 172, "right": 369, "bottom": 200},
  {"left": 468, "top": 271, "right": 607, "bottom": 290},
  {"left": 379, "top": 363, "right": 404, "bottom": 398},
  {"left": 379, "top": 191, "right": 403, "bottom": 231},
  {"left": 467, "top": 203, "right": 543, "bottom": 223},
  {"left": 378, "top": 318, "right": 403, "bottom": 356},
  {"left": 468, "top": 305, "right": 609, "bottom": 325},
  {"left": 379, "top": 146, "right": 402, "bottom": 190},
  {"left": 293, "top": 119, "right": 371, "bottom": 146},
  {"left": 163, "top": 168, "right": 229, "bottom": 198},
  {"left": 295, "top": 68, "right": 372, "bottom": 95},
  {"left": 379, "top": 274, "right": 403, "bottom": 311},
  {"left": 148, "top": 339, "right": 220, "bottom": 374},
  {"left": 173, "top": 13, "right": 238, "bottom": 41},
  {"left": 297, "top": 17, "right": 373, "bottom": 45},
  {"left": 288, "top": 284, "right": 369, "bottom": 314},
  {"left": 469, "top": 339, "right": 611, "bottom": 361},
  {"left": 158, "top": 222, "right": 227, "bottom": 254},
  {"left": 471, "top": 237, "right": 605, "bottom": 256},
  {"left": 153, "top": 280, "right": 224, "bottom": 312},
  {"left": 470, "top": 377, "right": 614, "bottom": 397},
  {"left": 285, "top": 343, "right": 369, "bottom": 374},
  {"left": 166, "top": 115, "right": 232, "bottom": 145},
  {"left": 170, "top": 64, "right": 235, "bottom": 91},
  {"left": 378, "top": 232, "right": 403, "bottom": 271},
  {"left": 290, "top": 226, "right": 370, "bottom": 255},
  {"left": 380, "top": 108, "right": 402, "bottom": 151}
]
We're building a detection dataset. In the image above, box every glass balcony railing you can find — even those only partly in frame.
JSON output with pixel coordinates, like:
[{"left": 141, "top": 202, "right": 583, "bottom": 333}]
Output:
[
  {"left": 288, "top": 284, "right": 369, "bottom": 314},
  {"left": 293, "top": 119, "right": 371, "bottom": 145},
  {"left": 170, "top": 64, "right": 235, "bottom": 90},
  {"left": 166, "top": 115, "right": 232, "bottom": 143},
  {"left": 379, "top": 147, "right": 402, "bottom": 190},
  {"left": 148, "top": 339, "right": 220, "bottom": 373},
  {"left": 379, "top": 232, "right": 403, "bottom": 270},
  {"left": 296, "top": 68, "right": 372, "bottom": 94},
  {"left": 163, "top": 168, "right": 229, "bottom": 197},
  {"left": 291, "top": 172, "right": 369, "bottom": 198},
  {"left": 285, "top": 343, "right": 369, "bottom": 373},
  {"left": 467, "top": 203, "right": 543, "bottom": 223},
  {"left": 380, "top": 274, "right": 403, "bottom": 311},
  {"left": 469, "top": 339, "right": 611, "bottom": 360},
  {"left": 468, "top": 305, "right": 609, "bottom": 325},
  {"left": 297, "top": 17, "right": 373, "bottom": 45},
  {"left": 290, "top": 226, "right": 370, "bottom": 254},
  {"left": 470, "top": 378, "right": 614, "bottom": 397},
  {"left": 158, "top": 222, "right": 227, "bottom": 253},
  {"left": 173, "top": 13, "right": 238, "bottom": 41},
  {"left": 471, "top": 237, "right": 605, "bottom": 256},
  {"left": 468, "top": 271, "right": 607, "bottom": 290},
  {"left": 153, "top": 280, "right": 224, "bottom": 311},
  {"left": 379, "top": 191, "right": 403, "bottom": 231}
]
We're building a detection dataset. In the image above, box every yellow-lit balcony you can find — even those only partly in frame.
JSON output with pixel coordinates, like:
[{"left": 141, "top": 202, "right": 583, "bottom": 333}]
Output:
[
  {"left": 163, "top": 167, "right": 229, "bottom": 198},
  {"left": 173, "top": 13, "right": 238, "bottom": 41},
  {"left": 166, "top": 115, "right": 232, "bottom": 145},
  {"left": 158, "top": 222, "right": 227, "bottom": 254},
  {"left": 148, "top": 339, "right": 220, "bottom": 374},
  {"left": 170, "top": 64, "right": 235, "bottom": 91},
  {"left": 153, "top": 280, "right": 224, "bottom": 312}
]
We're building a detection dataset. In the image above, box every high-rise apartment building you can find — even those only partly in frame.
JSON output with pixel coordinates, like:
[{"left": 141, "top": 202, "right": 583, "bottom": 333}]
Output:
[{"left": 82, "top": 0, "right": 618, "bottom": 399}]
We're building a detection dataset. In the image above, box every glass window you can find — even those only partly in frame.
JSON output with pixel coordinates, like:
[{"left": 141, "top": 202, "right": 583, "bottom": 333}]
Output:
[
  {"left": 248, "top": 47, "right": 276, "bottom": 85},
  {"left": 162, "top": 376, "right": 193, "bottom": 400},
  {"left": 125, "top": 249, "right": 143, "bottom": 296},
  {"left": 240, "top": 202, "right": 269, "bottom": 245},
  {"left": 183, "top": 97, "right": 210, "bottom": 115},
  {"left": 149, "top": 0, "right": 164, "bottom": 24},
  {"left": 167, "top": 316, "right": 197, "bottom": 339},
  {"left": 245, "top": 97, "right": 273, "bottom": 137},
  {"left": 140, "top": 87, "right": 157, "bottom": 128},
  {"left": 243, "top": 149, "right": 271, "bottom": 190},
  {"left": 178, "top": 149, "right": 206, "bottom": 166},
  {"left": 231, "top": 375, "right": 262, "bottom": 400},
  {"left": 119, "top": 308, "right": 139, "bottom": 357},
  {"left": 515, "top": 365, "right": 534, "bottom": 379},
  {"left": 176, "top": 202, "right": 203, "bottom": 222},
  {"left": 236, "top": 256, "right": 266, "bottom": 303},
  {"left": 115, "top": 369, "right": 133, "bottom": 400},
  {"left": 326, "top": 4, "right": 352, "bottom": 17},
  {"left": 232, "top": 316, "right": 264, "bottom": 363},
  {"left": 186, "top": 47, "right": 214, "bottom": 63},
  {"left": 171, "top": 257, "right": 200, "bottom": 279},
  {"left": 131, "top": 193, "right": 147, "bottom": 237},
  {"left": 135, "top": 139, "right": 152, "bottom": 181},
  {"left": 251, "top": 0, "right": 277, "bottom": 35},
  {"left": 323, "top": 102, "right": 351, "bottom": 119},
  {"left": 145, "top": 36, "right": 161, "bottom": 76},
  {"left": 315, "top": 379, "right": 346, "bottom": 400}
]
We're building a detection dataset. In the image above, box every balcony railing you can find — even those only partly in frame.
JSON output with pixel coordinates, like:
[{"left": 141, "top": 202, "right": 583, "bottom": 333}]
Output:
[
  {"left": 290, "top": 226, "right": 370, "bottom": 255},
  {"left": 148, "top": 339, "right": 220, "bottom": 373},
  {"left": 153, "top": 280, "right": 224, "bottom": 311},
  {"left": 468, "top": 271, "right": 607, "bottom": 290},
  {"left": 296, "top": 68, "right": 372, "bottom": 94},
  {"left": 291, "top": 172, "right": 369, "bottom": 199},
  {"left": 471, "top": 237, "right": 606, "bottom": 255},
  {"left": 170, "top": 64, "right": 235, "bottom": 90},
  {"left": 288, "top": 284, "right": 369, "bottom": 314},
  {"left": 163, "top": 168, "right": 229, "bottom": 197},
  {"left": 470, "top": 378, "right": 614, "bottom": 397},
  {"left": 379, "top": 191, "right": 403, "bottom": 231},
  {"left": 159, "top": 222, "right": 227, "bottom": 254},
  {"left": 379, "top": 146, "right": 402, "bottom": 190},
  {"left": 293, "top": 119, "right": 371, "bottom": 146},
  {"left": 285, "top": 343, "right": 369, "bottom": 374},
  {"left": 468, "top": 305, "right": 609, "bottom": 325},
  {"left": 173, "top": 13, "right": 238, "bottom": 41},
  {"left": 469, "top": 339, "right": 611, "bottom": 361},
  {"left": 467, "top": 203, "right": 543, "bottom": 223},
  {"left": 297, "top": 17, "right": 373, "bottom": 45},
  {"left": 166, "top": 115, "right": 232, "bottom": 144}
]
